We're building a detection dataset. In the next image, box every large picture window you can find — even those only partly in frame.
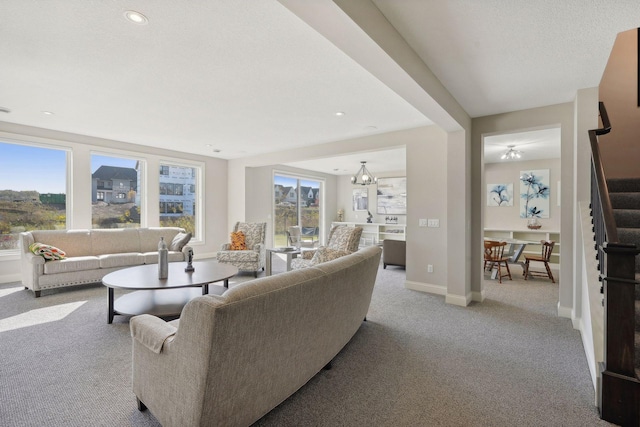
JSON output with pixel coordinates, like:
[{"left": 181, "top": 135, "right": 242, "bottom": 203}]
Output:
[
  {"left": 159, "top": 163, "right": 199, "bottom": 237},
  {"left": 0, "top": 141, "right": 67, "bottom": 250},
  {"left": 91, "top": 154, "right": 142, "bottom": 229},
  {"left": 273, "top": 174, "right": 321, "bottom": 247}
]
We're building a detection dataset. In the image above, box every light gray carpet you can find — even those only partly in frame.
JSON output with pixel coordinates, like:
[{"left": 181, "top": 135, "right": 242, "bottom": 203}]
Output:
[{"left": 0, "top": 257, "right": 612, "bottom": 426}]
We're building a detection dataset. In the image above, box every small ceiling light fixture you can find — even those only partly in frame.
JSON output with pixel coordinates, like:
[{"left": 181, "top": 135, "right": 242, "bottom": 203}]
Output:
[
  {"left": 350, "top": 161, "right": 377, "bottom": 186},
  {"left": 500, "top": 145, "right": 522, "bottom": 160},
  {"left": 124, "top": 10, "right": 149, "bottom": 25},
  {"left": 335, "top": 111, "right": 345, "bottom": 117}
]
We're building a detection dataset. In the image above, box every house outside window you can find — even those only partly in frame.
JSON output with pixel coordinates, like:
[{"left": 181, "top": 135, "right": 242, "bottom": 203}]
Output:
[
  {"left": 91, "top": 154, "right": 142, "bottom": 229},
  {"left": 273, "top": 174, "right": 322, "bottom": 247},
  {"left": 159, "top": 163, "right": 199, "bottom": 237}
]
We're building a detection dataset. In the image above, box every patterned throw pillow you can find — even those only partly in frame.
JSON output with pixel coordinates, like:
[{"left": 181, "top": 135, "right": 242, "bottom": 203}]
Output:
[
  {"left": 169, "top": 232, "right": 192, "bottom": 251},
  {"left": 29, "top": 242, "right": 67, "bottom": 260},
  {"left": 230, "top": 231, "right": 247, "bottom": 250},
  {"left": 311, "top": 246, "right": 350, "bottom": 264}
]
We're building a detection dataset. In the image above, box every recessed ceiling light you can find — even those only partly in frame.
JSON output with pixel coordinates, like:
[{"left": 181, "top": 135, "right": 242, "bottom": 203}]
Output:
[
  {"left": 213, "top": 149, "right": 221, "bottom": 153},
  {"left": 335, "top": 112, "right": 345, "bottom": 117},
  {"left": 42, "top": 111, "right": 54, "bottom": 115},
  {"left": 0, "top": 107, "right": 10, "bottom": 114},
  {"left": 124, "top": 10, "right": 148, "bottom": 25}
]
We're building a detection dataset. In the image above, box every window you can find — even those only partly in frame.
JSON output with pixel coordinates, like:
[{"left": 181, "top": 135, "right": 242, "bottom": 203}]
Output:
[
  {"left": 273, "top": 174, "right": 322, "bottom": 247},
  {"left": 91, "top": 154, "right": 142, "bottom": 229},
  {"left": 159, "top": 163, "right": 199, "bottom": 237},
  {"left": 0, "top": 141, "right": 67, "bottom": 251}
]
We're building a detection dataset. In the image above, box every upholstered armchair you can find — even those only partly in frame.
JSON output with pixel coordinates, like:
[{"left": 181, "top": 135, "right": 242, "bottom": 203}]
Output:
[
  {"left": 216, "top": 222, "right": 267, "bottom": 277},
  {"left": 291, "top": 225, "right": 362, "bottom": 270}
]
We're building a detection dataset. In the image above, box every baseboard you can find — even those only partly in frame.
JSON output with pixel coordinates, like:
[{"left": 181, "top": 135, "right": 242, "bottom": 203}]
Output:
[
  {"left": 0, "top": 273, "right": 22, "bottom": 284},
  {"left": 445, "top": 292, "right": 472, "bottom": 307},
  {"left": 405, "top": 280, "right": 446, "bottom": 296},
  {"left": 557, "top": 302, "right": 573, "bottom": 319}
]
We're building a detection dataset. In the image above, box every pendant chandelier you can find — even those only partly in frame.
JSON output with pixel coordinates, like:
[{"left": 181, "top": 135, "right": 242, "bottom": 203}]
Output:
[
  {"left": 350, "top": 161, "right": 377, "bottom": 186},
  {"left": 500, "top": 145, "right": 522, "bottom": 160}
]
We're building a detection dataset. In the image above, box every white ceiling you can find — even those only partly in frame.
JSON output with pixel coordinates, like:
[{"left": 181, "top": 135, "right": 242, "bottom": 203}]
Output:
[
  {"left": 483, "top": 127, "right": 561, "bottom": 164},
  {"left": 1, "top": 1, "right": 638, "bottom": 169}
]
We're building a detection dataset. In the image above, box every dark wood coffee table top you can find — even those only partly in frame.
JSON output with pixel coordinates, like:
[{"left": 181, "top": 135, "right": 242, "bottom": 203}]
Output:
[
  {"left": 102, "top": 260, "right": 238, "bottom": 323},
  {"left": 103, "top": 261, "right": 238, "bottom": 290}
]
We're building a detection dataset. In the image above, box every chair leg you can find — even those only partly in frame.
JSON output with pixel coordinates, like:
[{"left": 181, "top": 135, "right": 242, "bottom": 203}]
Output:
[
  {"left": 137, "top": 397, "right": 147, "bottom": 411},
  {"left": 497, "top": 263, "right": 502, "bottom": 283},
  {"left": 504, "top": 261, "right": 512, "bottom": 281},
  {"left": 545, "top": 262, "right": 555, "bottom": 283}
]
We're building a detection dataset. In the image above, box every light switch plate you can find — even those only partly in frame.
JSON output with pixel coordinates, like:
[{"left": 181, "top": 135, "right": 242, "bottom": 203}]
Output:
[
  {"left": 427, "top": 219, "right": 439, "bottom": 228},
  {"left": 419, "top": 219, "right": 427, "bottom": 227}
]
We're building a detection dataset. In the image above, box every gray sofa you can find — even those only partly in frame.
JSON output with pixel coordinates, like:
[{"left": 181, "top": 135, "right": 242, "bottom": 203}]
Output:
[
  {"left": 130, "top": 245, "right": 382, "bottom": 427},
  {"left": 20, "top": 227, "right": 191, "bottom": 297}
]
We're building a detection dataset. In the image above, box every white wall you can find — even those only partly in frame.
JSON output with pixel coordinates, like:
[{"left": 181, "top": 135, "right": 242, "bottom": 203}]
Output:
[
  {"left": 484, "top": 158, "right": 562, "bottom": 232},
  {"left": 0, "top": 121, "right": 228, "bottom": 283}
]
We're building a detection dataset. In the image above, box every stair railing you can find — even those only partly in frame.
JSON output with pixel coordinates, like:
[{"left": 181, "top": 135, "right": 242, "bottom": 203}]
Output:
[{"left": 591, "top": 101, "right": 640, "bottom": 426}]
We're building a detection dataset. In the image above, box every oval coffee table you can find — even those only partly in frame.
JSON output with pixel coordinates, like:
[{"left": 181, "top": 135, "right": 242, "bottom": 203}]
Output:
[{"left": 102, "top": 261, "right": 238, "bottom": 324}]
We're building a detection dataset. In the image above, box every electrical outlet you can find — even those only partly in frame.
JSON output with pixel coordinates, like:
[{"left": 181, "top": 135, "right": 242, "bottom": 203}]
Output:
[
  {"left": 427, "top": 264, "right": 433, "bottom": 273},
  {"left": 419, "top": 218, "right": 427, "bottom": 227},
  {"left": 427, "top": 219, "right": 439, "bottom": 228}
]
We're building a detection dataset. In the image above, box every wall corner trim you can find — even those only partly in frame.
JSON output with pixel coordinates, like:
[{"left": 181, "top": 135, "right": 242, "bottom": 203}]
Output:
[
  {"left": 446, "top": 293, "right": 472, "bottom": 307},
  {"left": 471, "top": 290, "right": 485, "bottom": 302},
  {"left": 557, "top": 302, "right": 573, "bottom": 319}
]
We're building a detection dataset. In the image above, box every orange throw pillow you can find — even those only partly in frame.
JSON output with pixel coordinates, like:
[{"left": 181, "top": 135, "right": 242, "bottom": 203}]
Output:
[{"left": 230, "top": 231, "right": 247, "bottom": 250}]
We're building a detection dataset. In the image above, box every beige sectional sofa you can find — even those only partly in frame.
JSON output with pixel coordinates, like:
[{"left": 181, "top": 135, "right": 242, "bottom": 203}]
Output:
[
  {"left": 130, "top": 245, "right": 382, "bottom": 427},
  {"left": 20, "top": 227, "right": 191, "bottom": 297}
]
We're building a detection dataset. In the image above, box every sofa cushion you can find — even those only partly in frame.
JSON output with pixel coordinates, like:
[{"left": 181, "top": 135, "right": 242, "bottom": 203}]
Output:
[
  {"left": 91, "top": 229, "right": 141, "bottom": 255},
  {"left": 169, "top": 232, "right": 191, "bottom": 251},
  {"left": 230, "top": 231, "right": 247, "bottom": 250},
  {"left": 217, "top": 250, "right": 258, "bottom": 262},
  {"left": 138, "top": 227, "right": 183, "bottom": 252},
  {"left": 141, "top": 251, "right": 187, "bottom": 264},
  {"left": 30, "top": 229, "right": 92, "bottom": 258},
  {"left": 43, "top": 256, "right": 101, "bottom": 274},
  {"left": 311, "top": 247, "right": 350, "bottom": 264},
  {"left": 98, "top": 253, "right": 145, "bottom": 269},
  {"left": 29, "top": 242, "right": 67, "bottom": 260}
]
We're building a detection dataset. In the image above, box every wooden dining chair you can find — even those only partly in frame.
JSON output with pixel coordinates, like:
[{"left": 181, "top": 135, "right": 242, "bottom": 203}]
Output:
[
  {"left": 483, "top": 240, "right": 512, "bottom": 283},
  {"left": 524, "top": 240, "right": 556, "bottom": 283}
]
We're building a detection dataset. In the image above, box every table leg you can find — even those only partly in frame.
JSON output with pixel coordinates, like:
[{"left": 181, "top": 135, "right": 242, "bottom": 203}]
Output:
[
  {"left": 224, "top": 279, "right": 229, "bottom": 288},
  {"left": 203, "top": 284, "right": 209, "bottom": 295},
  {"left": 285, "top": 253, "right": 293, "bottom": 271},
  {"left": 108, "top": 287, "right": 114, "bottom": 324},
  {"left": 266, "top": 251, "right": 272, "bottom": 276}
]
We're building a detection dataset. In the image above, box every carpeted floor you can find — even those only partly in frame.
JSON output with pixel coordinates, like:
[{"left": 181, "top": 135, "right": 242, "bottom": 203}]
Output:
[{"left": 0, "top": 256, "right": 612, "bottom": 426}]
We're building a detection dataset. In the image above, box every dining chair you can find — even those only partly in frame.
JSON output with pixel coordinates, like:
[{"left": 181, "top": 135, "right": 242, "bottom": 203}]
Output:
[
  {"left": 523, "top": 240, "right": 556, "bottom": 283},
  {"left": 484, "top": 240, "right": 512, "bottom": 283}
]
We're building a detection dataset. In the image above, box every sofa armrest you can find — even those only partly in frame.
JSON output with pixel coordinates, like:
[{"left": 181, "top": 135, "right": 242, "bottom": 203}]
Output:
[
  {"left": 252, "top": 243, "right": 264, "bottom": 253},
  {"left": 130, "top": 314, "right": 177, "bottom": 354}
]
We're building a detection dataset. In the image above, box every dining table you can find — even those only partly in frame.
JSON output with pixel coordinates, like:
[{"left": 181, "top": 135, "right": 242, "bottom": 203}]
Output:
[{"left": 484, "top": 237, "right": 539, "bottom": 279}]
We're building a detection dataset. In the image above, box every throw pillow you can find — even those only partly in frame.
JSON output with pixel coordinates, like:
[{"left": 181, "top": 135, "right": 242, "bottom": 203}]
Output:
[
  {"left": 28, "top": 242, "right": 67, "bottom": 260},
  {"left": 230, "top": 231, "right": 247, "bottom": 250},
  {"left": 169, "top": 232, "right": 192, "bottom": 251},
  {"left": 311, "top": 246, "right": 350, "bottom": 264}
]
